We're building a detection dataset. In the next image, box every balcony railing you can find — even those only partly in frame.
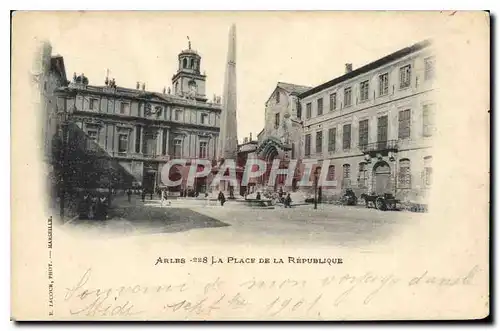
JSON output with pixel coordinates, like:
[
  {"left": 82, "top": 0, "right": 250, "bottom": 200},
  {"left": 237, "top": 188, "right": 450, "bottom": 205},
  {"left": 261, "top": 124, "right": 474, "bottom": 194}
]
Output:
[
  {"left": 110, "top": 151, "right": 170, "bottom": 161},
  {"left": 359, "top": 140, "right": 399, "bottom": 154}
]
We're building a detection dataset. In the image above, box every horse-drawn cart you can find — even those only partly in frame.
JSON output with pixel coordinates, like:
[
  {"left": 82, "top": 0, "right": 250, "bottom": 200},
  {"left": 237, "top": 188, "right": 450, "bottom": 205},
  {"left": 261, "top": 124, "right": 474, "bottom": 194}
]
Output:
[{"left": 361, "top": 193, "right": 400, "bottom": 211}]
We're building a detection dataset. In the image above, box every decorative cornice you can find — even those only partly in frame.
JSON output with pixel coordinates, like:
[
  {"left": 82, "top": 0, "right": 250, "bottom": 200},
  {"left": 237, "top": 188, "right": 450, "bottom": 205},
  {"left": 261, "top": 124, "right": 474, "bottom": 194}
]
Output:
[
  {"left": 74, "top": 116, "right": 105, "bottom": 126},
  {"left": 57, "top": 86, "right": 221, "bottom": 112},
  {"left": 71, "top": 110, "right": 220, "bottom": 132},
  {"left": 116, "top": 123, "right": 134, "bottom": 130}
]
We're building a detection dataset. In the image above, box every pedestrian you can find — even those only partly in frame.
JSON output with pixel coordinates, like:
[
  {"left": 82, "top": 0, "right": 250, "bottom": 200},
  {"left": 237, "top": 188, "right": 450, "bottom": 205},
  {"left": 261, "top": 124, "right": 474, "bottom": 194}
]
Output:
[
  {"left": 285, "top": 193, "right": 292, "bottom": 208},
  {"left": 89, "top": 195, "right": 98, "bottom": 220},
  {"left": 141, "top": 190, "right": 146, "bottom": 202},
  {"left": 218, "top": 191, "right": 226, "bottom": 206},
  {"left": 96, "top": 196, "right": 108, "bottom": 220},
  {"left": 161, "top": 189, "right": 165, "bottom": 207},
  {"left": 127, "top": 188, "right": 132, "bottom": 202},
  {"left": 150, "top": 190, "right": 153, "bottom": 200},
  {"left": 256, "top": 192, "right": 261, "bottom": 200}
]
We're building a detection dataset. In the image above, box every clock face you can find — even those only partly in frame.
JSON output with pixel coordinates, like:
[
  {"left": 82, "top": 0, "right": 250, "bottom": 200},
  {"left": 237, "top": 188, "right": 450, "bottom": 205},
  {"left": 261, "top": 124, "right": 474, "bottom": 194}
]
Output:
[{"left": 188, "top": 81, "right": 197, "bottom": 95}]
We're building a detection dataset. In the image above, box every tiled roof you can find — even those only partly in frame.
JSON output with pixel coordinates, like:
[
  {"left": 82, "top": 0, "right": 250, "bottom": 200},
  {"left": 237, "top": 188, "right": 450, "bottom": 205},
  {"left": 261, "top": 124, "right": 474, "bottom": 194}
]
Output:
[
  {"left": 299, "top": 39, "right": 432, "bottom": 98},
  {"left": 277, "top": 82, "right": 312, "bottom": 95}
]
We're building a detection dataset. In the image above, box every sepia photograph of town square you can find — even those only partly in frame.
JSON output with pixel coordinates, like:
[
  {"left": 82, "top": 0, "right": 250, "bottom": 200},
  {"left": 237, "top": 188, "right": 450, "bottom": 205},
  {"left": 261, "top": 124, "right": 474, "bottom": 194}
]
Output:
[{"left": 35, "top": 12, "right": 438, "bottom": 246}]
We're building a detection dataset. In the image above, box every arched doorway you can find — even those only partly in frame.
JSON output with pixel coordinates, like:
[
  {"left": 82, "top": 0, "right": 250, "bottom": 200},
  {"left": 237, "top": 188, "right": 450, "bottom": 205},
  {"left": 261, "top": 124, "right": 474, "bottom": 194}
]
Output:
[
  {"left": 373, "top": 161, "right": 391, "bottom": 195},
  {"left": 263, "top": 146, "right": 279, "bottom": 191},
  {"left": 256, "top": 137, "right": 291, "bottom": 191}
]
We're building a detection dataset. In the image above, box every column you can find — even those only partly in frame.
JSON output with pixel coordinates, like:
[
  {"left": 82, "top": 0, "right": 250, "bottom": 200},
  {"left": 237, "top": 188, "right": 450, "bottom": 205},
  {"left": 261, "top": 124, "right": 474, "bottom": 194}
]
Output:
[
  {"left": 165, "top": 129, "right": 170, "bottom": 155},
  {"left": 139, "top": 125, "right": 144, "bottom": 154},
  {"left": 133, "top": 126, "right": 138, "bottom": 154},
  {"left": 157, "top": 128, "right": 162, "bottom": 156}
]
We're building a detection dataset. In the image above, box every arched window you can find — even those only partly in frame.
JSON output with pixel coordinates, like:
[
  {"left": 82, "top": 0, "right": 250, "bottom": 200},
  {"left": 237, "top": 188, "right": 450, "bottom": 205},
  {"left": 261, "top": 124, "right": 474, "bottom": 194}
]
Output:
[
  {"left": 423, "top": 156, "right": 432, "bottom": 187},
  {"left": 183, "top": 58, "right": 188, "bottom": 68},
  {"left": 398, "top": 159, "right": 411, "bottom": 189},
  {"left": 190, "top": 58, "right": 194, "bottom": 69},
  {"left": 357, "top": 162, "right": 368, "bottom": 188},
  {"left": 342, "top": 164, "right": 351, "bottom": 188}
]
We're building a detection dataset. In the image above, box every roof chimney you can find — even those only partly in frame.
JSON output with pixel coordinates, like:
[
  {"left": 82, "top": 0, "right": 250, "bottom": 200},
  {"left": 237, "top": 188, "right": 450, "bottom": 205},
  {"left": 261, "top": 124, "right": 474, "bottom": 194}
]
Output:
[
  {"left": 136, "top": 82, "right": 140, "bottom": 89},
  {"left": 243, "top": 137, "right": 248, "bottom": 144},
  {"left": 249, "top": 132, "right": 252, "bottom": 141},
  {"left": 141, "top": 83, "right": 146, "bottom": 91},
  {"left": 345, "top": 63, "right": 353, "bottom": 74}
]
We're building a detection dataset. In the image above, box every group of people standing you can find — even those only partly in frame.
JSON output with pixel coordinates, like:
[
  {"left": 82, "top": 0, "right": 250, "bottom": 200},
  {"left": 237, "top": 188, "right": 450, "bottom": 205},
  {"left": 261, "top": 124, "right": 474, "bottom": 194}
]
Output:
[
  {"left": 78, "top": 193, "right": 109, "bottom": 220},
  {"left": 254, "top": 189, "right": 293, "bottom": 208},
  {"left": 126, "top": 188, "right": 170, "bottom": 205}
]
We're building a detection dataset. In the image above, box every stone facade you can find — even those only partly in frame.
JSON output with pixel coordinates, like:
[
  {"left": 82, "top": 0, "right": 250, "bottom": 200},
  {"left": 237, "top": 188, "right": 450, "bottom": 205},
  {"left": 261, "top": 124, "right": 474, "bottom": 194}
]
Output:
[
  {"left": 255, "top": 82, "right": 311, "bottom": 190},
  {"left": 260, "top": 82, "right": 311, "bottom": 160},
  {"left": 299, "top": 40, "right": 436, "bottom": 203},
  {"left": 257, "top": 40, "right": 437, "bottom": 204},
  {"left": 33, "top": 41, "right": 69, "bottom": 165},
  {"left": 54, "top": 45, "right": 222, "bottom": 194}
]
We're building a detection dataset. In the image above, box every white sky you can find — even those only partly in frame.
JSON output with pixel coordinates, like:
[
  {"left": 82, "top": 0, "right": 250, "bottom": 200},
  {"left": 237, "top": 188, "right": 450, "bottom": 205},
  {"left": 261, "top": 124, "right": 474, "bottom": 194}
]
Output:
[{"left": 27, "top": 11, "right": 451, "bottom": 142}]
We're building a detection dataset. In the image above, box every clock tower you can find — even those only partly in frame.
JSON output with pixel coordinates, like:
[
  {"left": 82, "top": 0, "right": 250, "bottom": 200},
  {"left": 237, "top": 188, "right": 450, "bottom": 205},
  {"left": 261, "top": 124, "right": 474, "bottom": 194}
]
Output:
[{"left": 171, "top": 38, "right": 207, "bottom": 102}]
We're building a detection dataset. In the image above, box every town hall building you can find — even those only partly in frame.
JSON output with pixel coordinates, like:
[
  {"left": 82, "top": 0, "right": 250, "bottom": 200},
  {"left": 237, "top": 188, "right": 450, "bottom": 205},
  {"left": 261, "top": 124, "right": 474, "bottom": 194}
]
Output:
[{"left": 53, "top": 42, "right": 222, "bottom": 195}]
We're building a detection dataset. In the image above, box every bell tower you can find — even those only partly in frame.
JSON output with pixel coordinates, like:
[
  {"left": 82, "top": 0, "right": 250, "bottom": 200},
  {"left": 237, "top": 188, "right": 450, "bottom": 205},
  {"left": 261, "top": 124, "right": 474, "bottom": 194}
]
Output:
[{"left": 171, "top": 37, "right": 207, "bottom": 101}]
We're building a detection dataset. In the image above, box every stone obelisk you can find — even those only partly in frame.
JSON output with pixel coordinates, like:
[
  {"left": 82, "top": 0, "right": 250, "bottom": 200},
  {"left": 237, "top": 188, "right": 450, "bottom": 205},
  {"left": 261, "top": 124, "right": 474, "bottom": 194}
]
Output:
[{"left": 218, "top": 24, "right": 238, "bottom": 161}]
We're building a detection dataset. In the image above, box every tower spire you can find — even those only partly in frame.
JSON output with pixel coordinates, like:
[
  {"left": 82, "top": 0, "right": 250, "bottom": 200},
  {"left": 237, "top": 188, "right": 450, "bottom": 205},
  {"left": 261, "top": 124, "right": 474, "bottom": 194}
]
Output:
[{"left": 187, "top": 36, "right": 191, "bottom": 50}]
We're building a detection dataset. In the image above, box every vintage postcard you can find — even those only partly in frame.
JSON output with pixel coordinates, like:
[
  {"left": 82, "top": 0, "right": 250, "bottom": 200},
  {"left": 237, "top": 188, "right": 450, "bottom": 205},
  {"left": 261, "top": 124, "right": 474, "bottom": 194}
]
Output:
[{"left": 11, "top": 11, "right": 490, "bottom": 321}]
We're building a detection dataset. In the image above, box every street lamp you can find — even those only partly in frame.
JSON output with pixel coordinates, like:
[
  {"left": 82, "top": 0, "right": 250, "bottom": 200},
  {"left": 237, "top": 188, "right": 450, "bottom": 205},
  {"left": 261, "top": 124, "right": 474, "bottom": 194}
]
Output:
[{"left": 314, "top": 167, "right": 320, "bottom": 210}]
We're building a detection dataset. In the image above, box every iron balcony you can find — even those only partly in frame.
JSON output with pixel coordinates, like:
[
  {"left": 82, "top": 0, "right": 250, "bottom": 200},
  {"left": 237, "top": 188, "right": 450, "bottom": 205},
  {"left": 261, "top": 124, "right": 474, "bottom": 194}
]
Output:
[{"left": 359, "top": 140, "right": 399, "bottom": 155}]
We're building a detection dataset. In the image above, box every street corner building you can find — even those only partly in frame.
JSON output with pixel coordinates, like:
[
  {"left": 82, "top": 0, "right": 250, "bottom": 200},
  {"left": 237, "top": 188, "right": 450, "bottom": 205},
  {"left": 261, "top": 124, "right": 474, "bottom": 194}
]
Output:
[
  {"left": 42, "top": 41, "right": 223, "bottom": 212},
  {"left": 256, "top": 39, "right": 437, "bottom": 205}
]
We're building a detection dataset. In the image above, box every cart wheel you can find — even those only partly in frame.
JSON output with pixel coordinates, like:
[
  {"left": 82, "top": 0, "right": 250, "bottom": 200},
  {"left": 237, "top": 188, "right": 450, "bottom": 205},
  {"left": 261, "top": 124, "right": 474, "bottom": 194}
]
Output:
[{"left": 375, "top": 197, "right": 387, "bottom": 211}]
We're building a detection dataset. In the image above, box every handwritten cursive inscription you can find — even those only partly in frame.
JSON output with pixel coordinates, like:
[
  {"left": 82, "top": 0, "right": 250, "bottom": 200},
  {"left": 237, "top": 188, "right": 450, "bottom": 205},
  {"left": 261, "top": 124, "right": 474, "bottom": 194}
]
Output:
[{"left": 62, "top": 265, "right": 482, "bottom": 319}]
